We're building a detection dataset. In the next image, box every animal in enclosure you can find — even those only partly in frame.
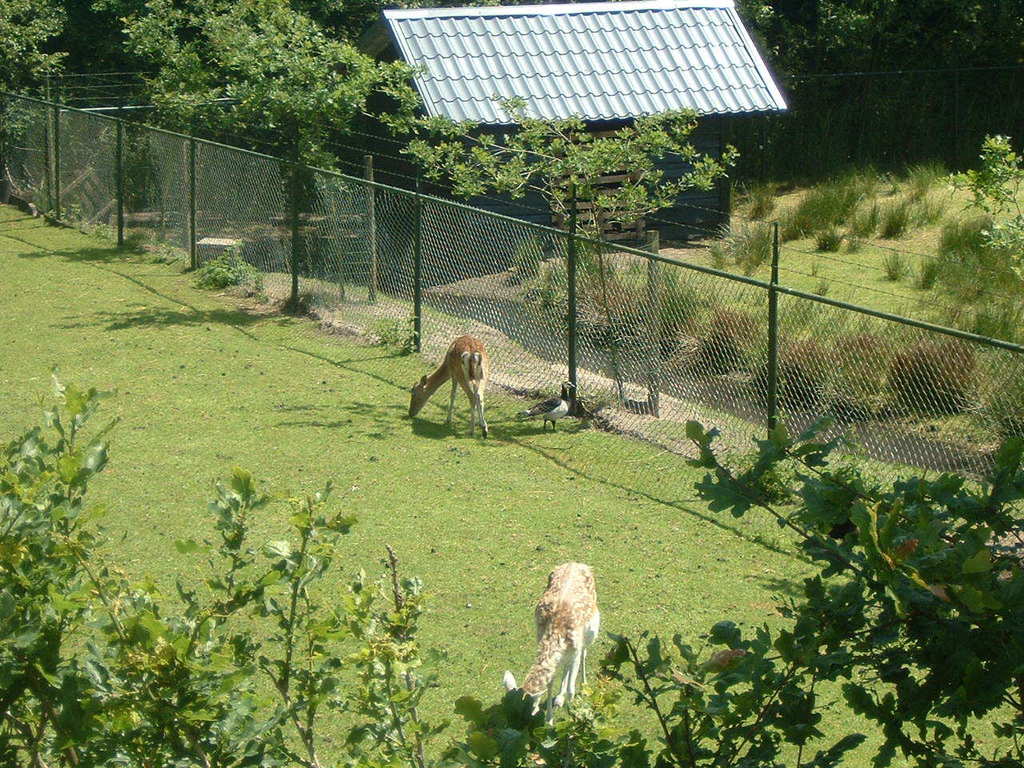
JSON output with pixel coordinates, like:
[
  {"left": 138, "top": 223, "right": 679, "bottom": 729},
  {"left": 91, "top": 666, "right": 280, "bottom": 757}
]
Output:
[
  {"left": 503, "top": 561, "right": 600, "bottom": 723},
  {"left": 518, "top": 382, "right": 573, "bottom": 430},
  {"left": 409, "top": 335, "right": 490, "bottom": 437}
]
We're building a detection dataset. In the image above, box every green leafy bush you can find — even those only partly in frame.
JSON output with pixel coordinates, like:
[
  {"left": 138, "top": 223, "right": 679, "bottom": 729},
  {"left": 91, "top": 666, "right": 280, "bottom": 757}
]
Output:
[
  {"left": 194, "top": 248, "right": 263, "bottom": 291},
  {"left": 0, "top": 379, "right": 441, "bottom": 768},
  {"left": 374, "top": 317, "right": 417, "bottom": 355},
  {"left": 674, "top": 421, "right": 1024, "bottom": 768},
  {"left": 952, "top": 135, "right": 1024, "bottom": 279}
]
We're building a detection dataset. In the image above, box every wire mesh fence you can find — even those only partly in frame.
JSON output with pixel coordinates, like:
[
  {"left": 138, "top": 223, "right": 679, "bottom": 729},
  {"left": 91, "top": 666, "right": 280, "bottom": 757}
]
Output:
[{"left": 3, "top": 91, "right": 1024, "bottom": 480}]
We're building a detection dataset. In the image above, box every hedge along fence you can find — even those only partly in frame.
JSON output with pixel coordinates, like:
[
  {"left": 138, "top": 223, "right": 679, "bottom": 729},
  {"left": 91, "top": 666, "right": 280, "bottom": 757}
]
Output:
[{"left": 3, "top": 91, "right": 1024, "bottom": 477}]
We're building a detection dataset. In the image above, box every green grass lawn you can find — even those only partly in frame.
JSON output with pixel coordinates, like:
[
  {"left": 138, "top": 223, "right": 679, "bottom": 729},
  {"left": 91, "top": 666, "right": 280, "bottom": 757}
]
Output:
[{"left": 0, "top": 204, "right": 825, "bottom": 742}]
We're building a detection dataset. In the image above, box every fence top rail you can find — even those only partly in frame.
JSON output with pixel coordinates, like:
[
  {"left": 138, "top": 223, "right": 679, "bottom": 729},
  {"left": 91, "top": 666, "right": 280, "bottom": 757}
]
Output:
[{"left": 3, "top": 91, "right": 1023, "bottom": 356}]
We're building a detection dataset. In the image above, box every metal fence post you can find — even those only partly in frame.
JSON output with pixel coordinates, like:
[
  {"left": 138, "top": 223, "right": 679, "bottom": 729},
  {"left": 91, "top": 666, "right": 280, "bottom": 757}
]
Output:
[
  {"left": 42, "top": 104, "right": 52, "bottom": 213},
  {"left": 0, "top": 93, "right": 8, "bottom": 205},
  {"left": 288, "top": 159, "right": 301, "bottom": 312},
  {"left": 365, "top": 155, "right": 378, "bottom": 303},
  {"left": 52, "top": 103, "right": 60, "bottom": 220},
  {"left": 767, "top": 221, "right": 781, "bottom": 434},
  {"left": 188, "top": 137, "right": 197, "bottom": 269},
  {"left": 115, "top": 119, "right": 124, "bottom": 247},
  {"left": 413, "top": 177, "right": 423, "bottom": 353},
  {"left": 567, "top": 185, "right": 578, "bottom": 397},
  {"left": 646, "top": 229, "right": 661, "bottom": 418}
]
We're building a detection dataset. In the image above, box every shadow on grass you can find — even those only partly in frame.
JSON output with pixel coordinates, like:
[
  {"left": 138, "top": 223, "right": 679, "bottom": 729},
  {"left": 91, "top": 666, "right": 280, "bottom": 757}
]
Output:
[
  {"left": 277, "top": 402, "right": 405, "bottom": 438},
  {"left": 498, "top": 427, "right": 806, "bottom": 563},
  {"left": 753, "top": 574, "right": 806, "bottom": 598},
  {"left": 57, "top": 306, "right": 264, "bottom": 331},
  {"left": 8, "top": 233, "right": 149, "bottom": 263}
]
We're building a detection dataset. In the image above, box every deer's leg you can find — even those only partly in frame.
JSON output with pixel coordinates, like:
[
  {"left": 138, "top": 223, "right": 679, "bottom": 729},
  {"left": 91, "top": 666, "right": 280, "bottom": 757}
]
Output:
[
  {"left": 553, "top": 650, "right": 573, "bottom": 708},
  {"left": 545, "top": 677, "right": 556, "bottom": 723},
  {"left": 446, "top": 379, "right": 457, "bottom": 426},
  {"left": 567, "top": 647, "right": 582, "bottom": 702},
  {"left": 477, "top": 389, "right": 488, "bottom": 439}
]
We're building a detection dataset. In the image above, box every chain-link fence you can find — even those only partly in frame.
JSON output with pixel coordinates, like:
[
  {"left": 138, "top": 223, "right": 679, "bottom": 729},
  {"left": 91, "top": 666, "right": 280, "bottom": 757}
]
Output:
[{"left": 4, "top": 92, "right": 1023, "bottom": 478}]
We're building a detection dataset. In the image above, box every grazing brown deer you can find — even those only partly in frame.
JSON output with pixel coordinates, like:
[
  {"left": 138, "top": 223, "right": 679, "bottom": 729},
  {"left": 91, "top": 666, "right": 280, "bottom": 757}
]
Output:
[
  {"left": 503, "top": 562, "right": 600, "bottom": 723},
  {"left": 409, "top": 335, "right": 490, "bottom": 437}
]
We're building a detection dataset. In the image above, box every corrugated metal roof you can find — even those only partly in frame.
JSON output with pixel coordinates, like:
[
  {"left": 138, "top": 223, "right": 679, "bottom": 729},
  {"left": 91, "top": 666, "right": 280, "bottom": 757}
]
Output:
[{"left": 382, "top": 0, "right": 786, "bottom": 124}]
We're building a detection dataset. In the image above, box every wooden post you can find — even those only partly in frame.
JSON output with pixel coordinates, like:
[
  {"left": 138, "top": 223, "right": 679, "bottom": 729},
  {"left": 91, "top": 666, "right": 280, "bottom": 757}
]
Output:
[
  {"left": 365, "top": 154, "right": 378, "bottom": 302},
  {"left": 567, "top": 186, "right": 578, "bottom": 399},
  {"left": 646, "top": 229, "right": 661, "bottom": 418}
]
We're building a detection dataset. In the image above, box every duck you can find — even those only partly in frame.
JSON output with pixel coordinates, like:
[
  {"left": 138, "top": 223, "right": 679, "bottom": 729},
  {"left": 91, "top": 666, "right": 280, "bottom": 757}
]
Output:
[{"left": 519, "top": 383, "right": 573, "bottom": 431}]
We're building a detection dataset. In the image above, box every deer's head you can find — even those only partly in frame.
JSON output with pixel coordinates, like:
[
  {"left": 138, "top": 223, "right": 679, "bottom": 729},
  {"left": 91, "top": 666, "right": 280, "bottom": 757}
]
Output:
[{"left": 409, "top": 375, "right": 431, "bottom": 417}]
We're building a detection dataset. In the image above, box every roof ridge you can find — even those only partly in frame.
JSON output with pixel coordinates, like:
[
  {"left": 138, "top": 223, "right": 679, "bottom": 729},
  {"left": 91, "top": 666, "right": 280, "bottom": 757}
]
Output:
[{"left": 384, "top": 0, "right": 735, "bottom": 22}]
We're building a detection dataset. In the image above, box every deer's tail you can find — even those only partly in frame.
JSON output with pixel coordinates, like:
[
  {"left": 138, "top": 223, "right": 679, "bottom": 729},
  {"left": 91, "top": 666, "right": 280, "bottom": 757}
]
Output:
[{"left": 462, "top": 351, "right": 484, "bottom": 393}]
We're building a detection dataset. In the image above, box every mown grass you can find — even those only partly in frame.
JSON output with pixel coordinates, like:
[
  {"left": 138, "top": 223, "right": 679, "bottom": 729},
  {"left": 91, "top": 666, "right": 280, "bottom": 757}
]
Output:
[{"left": 0, "top": 205, "right": 820, "bottom": 745}]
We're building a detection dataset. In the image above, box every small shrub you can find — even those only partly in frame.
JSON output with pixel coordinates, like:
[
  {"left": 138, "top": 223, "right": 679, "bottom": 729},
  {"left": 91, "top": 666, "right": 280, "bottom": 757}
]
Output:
[
  {"left": 708, "top": 239, "right": 729, "bottom": 269},
  {"left": 910, "top": 192, "right": 948, "bottom": 227},
  {"left": 195, "top": 249, "right": 262, "bottom": 291},
  {"left": 813, "top": 279, "right": 831, "bottom": 297},
  {"left": 938, "top": 215, "right": 992, "bottom": 257},
  {"left": 374, "top": 317, "right": 417, "bottom": 355},
  {"left": 810, "top": 259, "right": 820, "bottom": 277},
  {"left": 883, "top": 251, "right": 909, "bottom": 281},
  {"left": 979, "top": 355, "right": 1024, "bottom": 439},
  {"left": 782, "top": 171, "right": 878, "bottom": 241},
  {"left": 754, "top": 337, "right": 833, "bottom": 410},
  {"left": 815, "top": 228, "right": 842, "bottom": 252},
  {"left": 824, "top": 333, "right": 891, "bottom": 421},
  {"left": 905, "top": 161, "right": 947, "bottom": 201},
  {"left": 849, "top": 202, "right": 880, "bottom": 238},
  {"left": 509, "top": 235, "right": 546, "bottom": 285},
  {"left": 936, "top": 215, "right": 1021, "bottom": 303},
  {"left": 970, "top": 299, "right": 1024, "bottom": 344},
  {"left": 915, "top": 257, "right": 940, "bottom": 290},
  {"left": 744, "top": 182, "right": 777, "bottom": 220},
  {"left": 888, "top": 338, "right": 976, "bottom": 414},
  {"left": 695, "top": 308, "right": 758, "bottom": 374},
  {"left": 844, "top": 236, "right": 863, "bottom": 253},
  {"left": 657, "top": 269, "right": 704, "bottom": 345},
  {"left": 879, "top": 199, "right": 911, "bottom": 238},
  {"left": 715, "top": 221, "right": 773, "bottom": 275}
]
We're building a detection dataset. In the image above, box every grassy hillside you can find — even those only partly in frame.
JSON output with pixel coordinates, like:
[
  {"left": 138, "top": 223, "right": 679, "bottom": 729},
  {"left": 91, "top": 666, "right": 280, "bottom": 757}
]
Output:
[{"left": 669, "top": 164, "right": 1024, "bottom": 342}]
